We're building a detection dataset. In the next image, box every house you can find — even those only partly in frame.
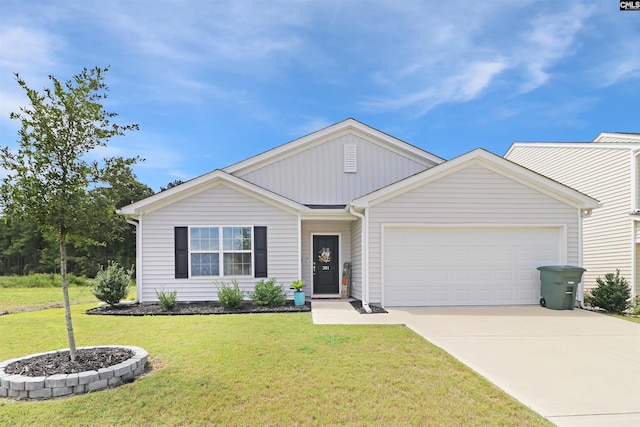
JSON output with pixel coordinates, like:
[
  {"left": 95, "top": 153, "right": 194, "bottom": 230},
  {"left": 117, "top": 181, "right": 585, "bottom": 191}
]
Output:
[
  {"left": 118, "top": 119, "right": 598, "bottom": 308},
  {"left": 506, "top": 132, "right": 640, "bottom": 298}
]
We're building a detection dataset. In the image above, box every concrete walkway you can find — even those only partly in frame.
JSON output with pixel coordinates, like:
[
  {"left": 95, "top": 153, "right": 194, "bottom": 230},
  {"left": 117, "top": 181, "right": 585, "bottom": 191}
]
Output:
[{"left": 312, "top": 301, "right": 640, "bottom": 427}]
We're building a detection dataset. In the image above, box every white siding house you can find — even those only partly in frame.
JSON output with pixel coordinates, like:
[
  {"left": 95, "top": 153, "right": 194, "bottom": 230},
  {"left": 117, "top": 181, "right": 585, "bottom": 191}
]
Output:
[
  {"left": 119, "top": 119, "right": 598, "bottom": 308},
  {"left": 506, "top": 133, "right": 640, "bottom": 297}
]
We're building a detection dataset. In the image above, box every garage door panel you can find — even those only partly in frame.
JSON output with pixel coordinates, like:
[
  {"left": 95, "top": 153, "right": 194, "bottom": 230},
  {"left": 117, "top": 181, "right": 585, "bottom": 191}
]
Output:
[{"left": 383, "top": 226, "right": 561, "bottom": 306}]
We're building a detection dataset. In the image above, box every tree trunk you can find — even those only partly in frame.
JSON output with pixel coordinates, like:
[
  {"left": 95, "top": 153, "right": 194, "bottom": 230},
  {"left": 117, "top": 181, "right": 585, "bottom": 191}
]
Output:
[{"left": 60, "top": 232, "right": 77, "bottom": 361}]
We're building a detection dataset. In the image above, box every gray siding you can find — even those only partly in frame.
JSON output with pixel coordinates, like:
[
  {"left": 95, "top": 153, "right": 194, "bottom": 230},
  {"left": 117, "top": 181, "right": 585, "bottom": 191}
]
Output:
[
  {"left": 139, "top": 183, "right": 298, "bottom": 302},
  {"left": 301, "top": 221, "right": 352, "bottom": 295},
  {"left": 366, "top": 164, "right": 580, "bottom": 304},
  {"left": 507, "top": 146, "right": 632, "bottom": 290},
  {"left": 237, "top": 134, "right": 434, "bottom": 205}
]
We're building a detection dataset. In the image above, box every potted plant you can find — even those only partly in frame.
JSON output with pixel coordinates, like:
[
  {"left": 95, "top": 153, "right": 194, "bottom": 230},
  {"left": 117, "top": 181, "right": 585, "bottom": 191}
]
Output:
[{"left": 291, "top": 280, "right": 305, "bottom": 306}]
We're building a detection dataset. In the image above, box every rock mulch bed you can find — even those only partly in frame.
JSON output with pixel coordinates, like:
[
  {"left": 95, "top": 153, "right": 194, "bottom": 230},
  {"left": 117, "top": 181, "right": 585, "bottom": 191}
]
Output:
[
  {"left": 0, "top": 346, "right": 148, "bottom": 400},
  {"left": 86, "top": 300, "right": 311, "bottom": 316},
  {"left": 5, "top": 347, "right": 134, "bottom": 377}
]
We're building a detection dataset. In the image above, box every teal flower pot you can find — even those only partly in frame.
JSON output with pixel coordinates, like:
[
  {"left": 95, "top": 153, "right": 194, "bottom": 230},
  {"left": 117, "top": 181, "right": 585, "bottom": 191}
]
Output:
[{"left": 293, "top": 291, "right": 306, "bottom": 306}]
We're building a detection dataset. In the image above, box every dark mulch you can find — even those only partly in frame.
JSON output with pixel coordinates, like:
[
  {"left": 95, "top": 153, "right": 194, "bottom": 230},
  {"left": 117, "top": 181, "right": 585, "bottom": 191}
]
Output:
[
  {"left": 4, "top": 347, "right": 134, "bottom": 377},
  {"left": 86, "top": 300, "right": 311, "bottom": 316},
  {"left": 350, "top": 300, "right": 388, "bottom": 314}
]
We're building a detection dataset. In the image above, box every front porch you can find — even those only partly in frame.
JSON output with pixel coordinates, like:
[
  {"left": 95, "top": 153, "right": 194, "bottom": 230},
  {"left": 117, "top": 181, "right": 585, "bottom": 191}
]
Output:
[{"left": 300, "top": 212, "right": 359, "bottom": 300}]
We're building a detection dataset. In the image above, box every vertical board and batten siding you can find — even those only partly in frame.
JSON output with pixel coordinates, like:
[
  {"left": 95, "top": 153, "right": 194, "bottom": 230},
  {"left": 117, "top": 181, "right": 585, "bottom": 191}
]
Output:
[
  {"left": 366, "top": 164, "right": 580, "bottom": 304},
  {"left": 507, "top": 146, "right": 632, "bottom": 289},
  {"left": 300, "top": 221, "right": 352, "bottom": 294},
  {"left": 139, "top": 183, "right": 298, "bottom": 302},
  {"left": 237, "top": 133, "right": 433, "bottom": 205}
]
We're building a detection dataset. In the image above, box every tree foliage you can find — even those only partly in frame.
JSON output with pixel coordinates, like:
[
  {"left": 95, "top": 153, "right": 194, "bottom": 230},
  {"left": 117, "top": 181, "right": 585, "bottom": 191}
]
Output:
[
  {"left": 159, "top": 179, "right": 184, "bottom": 192},
  {"left": 0, "top": 66, "right": 141, "bottom": 360}
]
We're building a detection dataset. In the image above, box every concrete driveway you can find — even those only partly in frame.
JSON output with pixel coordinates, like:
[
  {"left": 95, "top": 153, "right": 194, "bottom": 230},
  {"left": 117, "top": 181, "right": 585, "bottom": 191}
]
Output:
[{"left": 312, "top": 303, "right": 640, "bottom": 426}]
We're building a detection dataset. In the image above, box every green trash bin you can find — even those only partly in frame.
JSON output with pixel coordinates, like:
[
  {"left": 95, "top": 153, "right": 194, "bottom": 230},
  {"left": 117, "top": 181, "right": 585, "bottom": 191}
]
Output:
[{"left": 537, "top": 265, "right": 586, "bottom": 310}]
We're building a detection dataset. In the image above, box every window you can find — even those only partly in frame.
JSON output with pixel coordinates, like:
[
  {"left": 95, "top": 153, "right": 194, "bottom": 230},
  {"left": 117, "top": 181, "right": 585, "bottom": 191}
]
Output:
[
  {"left": 190, "top": 227, "right": 252, "bottom": 276},
  {"left": 223, "top": 227, "right": 252, "bottom": 276}
]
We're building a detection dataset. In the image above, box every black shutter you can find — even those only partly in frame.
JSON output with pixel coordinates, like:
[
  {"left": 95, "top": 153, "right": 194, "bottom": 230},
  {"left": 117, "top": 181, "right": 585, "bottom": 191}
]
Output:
[
  {"left": 175, "top": 227, "right": 188, "bottom": 279},
  {"left": 254, "top": 226, "right": 267, "bottom": 278}
]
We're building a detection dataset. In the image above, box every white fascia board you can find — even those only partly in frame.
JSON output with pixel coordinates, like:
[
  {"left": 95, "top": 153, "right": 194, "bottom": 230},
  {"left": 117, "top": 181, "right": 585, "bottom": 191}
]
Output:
[
  {"left": 117, "top": 170, "right": 307, "bottom": 216},
  {"left": 505, "top": 142, "right": 640, "bottom": 157},
  {"left": 223, "top": 118, "right": 444, "bottom": 176},
  {"left": 593, "top": 132, "right": 640, "bottom": 143},
  {"left": 351, "top": 148, "right": 600, "bottom": 210}
]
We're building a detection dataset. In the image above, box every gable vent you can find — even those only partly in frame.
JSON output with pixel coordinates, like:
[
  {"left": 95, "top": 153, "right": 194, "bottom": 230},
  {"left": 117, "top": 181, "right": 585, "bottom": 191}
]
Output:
[{"left": 344, "top": 144, "right": 357, "bottom": 173}]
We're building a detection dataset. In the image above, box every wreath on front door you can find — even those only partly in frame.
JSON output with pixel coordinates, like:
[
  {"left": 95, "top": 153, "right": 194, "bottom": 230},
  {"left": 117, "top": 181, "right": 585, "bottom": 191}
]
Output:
[{"left": 318, "top": 247, "right": 331, "bottom": 263}]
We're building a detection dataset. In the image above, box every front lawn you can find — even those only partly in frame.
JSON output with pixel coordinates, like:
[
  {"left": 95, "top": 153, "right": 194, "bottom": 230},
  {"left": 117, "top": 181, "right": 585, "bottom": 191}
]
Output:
[
  {"left": 0, "top": 304, "right": 550, "bottom": 426},
  {"left": 0, "top": 286, "right": 136, "bottom": 314}
]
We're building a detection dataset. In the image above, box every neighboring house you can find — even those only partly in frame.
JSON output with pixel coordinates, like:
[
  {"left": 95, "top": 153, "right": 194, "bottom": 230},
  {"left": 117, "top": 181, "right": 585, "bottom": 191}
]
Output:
[
  {"left": 506, "top": 132, "right": 640, "bottom": 298},
  {"left": 118, "top": 119, "right": 598, "bottom": 307}
]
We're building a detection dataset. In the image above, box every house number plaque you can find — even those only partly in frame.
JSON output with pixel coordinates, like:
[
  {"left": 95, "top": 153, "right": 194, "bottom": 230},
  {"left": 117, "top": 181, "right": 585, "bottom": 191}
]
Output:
[{"left": 322, "top": 266, "right": 330, "bottom": 271}]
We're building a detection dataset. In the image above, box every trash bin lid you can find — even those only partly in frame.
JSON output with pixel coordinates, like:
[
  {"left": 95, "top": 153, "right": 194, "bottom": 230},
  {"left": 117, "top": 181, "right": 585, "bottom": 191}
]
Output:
[{"left": 537, "top": 265, "right": 586, "bottom": 272}]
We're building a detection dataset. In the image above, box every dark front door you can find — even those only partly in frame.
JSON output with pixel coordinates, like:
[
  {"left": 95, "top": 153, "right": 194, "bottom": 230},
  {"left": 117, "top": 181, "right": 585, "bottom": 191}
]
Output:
[{"left": 313, "top": 235, "right": 339, "bottom": 294}]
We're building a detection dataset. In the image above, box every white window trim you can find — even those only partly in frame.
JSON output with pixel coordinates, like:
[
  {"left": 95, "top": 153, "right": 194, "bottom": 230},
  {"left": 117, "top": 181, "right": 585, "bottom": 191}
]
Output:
[{"left": 189, "top": 226, "right": 254, "bottom": 277}]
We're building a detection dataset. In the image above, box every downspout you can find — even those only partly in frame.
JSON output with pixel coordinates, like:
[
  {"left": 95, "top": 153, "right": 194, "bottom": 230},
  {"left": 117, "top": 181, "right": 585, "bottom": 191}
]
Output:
[
  {"left": 631, "top": 149, "right": 640, "bottom": 300},
  {"left": 349, "top": 205, "right": 371, "bottom": 313},
  {"left": 125, "top": 217, "right": 141, "bottom": 303},
  {"left": 578, "top": 208, "right": 592, "bottom": 308}
]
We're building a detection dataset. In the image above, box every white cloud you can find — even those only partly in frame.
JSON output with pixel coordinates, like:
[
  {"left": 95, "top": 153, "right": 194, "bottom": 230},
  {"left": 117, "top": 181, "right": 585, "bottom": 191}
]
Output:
[
  {"left": 290, "top": 117, "right": 334, "bottom": 138},
  {"left": 357, "top": 2, "right": 595, "bottom": 115},
  {"left": 602, "top": 56, "right": 640, "bottom": 86},
  {"left": 363, "top": 60, "right": 509, "bottom": 115},
  {"left": 0, "top": 26, "right": 64, "bottom": 127},
  {"left": 516, "top": 4, "right": 593, "bottom": 93}
]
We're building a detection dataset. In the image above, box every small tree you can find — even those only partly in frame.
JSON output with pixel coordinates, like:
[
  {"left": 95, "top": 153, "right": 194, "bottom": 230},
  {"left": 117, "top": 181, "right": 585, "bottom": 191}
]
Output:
[
  {"left": 0, "top": 67, "right": 141, "bottom": 360},
  {"left": 92, "top": 261, "right": 133, "bottom": 306},
  {"left": 584, "top": 270, "right": 632, "bottom": 314}
]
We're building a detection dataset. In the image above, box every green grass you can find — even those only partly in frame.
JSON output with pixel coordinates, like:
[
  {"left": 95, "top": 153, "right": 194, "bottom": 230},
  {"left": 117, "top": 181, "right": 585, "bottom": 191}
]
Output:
[
  {"left": 0, "top": 286, "right": 136, "bottom": 314},
  {"left": 0, "top": 273, "right": 89, "bottom": 288},
  {"left": 0, "top": 304, "right": 551, "bottom": 426},
  {"left": 609, "top": 313, "right": 640, "bottom": 324}
]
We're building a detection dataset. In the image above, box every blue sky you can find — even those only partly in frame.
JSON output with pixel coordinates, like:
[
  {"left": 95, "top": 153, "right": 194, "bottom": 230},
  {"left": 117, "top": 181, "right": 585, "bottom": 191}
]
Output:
[{"left": 1, "top": 1, "right": 638, "bottom": 192}]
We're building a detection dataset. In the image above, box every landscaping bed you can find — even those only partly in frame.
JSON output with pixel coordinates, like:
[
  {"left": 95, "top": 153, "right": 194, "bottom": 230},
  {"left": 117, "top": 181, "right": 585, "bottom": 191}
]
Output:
[
  {"left": 86, "top": 300, "right": 311, "bottom": 316},
  {"left": 0, "top": 346, "right": 148, "bottom": 399}
]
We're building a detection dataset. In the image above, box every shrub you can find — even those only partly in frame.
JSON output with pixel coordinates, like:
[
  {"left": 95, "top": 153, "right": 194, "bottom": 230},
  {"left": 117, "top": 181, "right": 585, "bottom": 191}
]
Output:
[
  {"left": 216, "top": 279, "right": 244, "bottom": 309},
  {"left": 155, "top": 288, "right": 178, "bottom": 311},
  {"left": 91, "top": 261, "right": 133, "bottom": 306},
  {"left": 631, "top": 295, "right": 640, "bottom": 316},
  {"left": 249, "top": 278, "right": 286, "bottom": 307},
  {"left": 584, "top": 270, "right": 631, "bottom": 314}
]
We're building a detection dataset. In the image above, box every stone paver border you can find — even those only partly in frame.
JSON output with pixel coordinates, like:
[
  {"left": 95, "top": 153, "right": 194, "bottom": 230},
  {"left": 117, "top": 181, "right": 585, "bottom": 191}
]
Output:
[{"left": 0, "top": 345, "right": 148, "bottom": 399}]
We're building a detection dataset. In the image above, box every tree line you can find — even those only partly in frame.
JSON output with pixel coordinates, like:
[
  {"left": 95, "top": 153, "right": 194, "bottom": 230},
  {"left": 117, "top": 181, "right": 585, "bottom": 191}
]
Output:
[{"left": 0, "top": 171, "right": 154, "bottom": 277}]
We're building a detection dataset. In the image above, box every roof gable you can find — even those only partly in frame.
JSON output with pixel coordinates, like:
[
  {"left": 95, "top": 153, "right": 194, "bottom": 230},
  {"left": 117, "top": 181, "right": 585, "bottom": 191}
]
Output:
[
  {"left": 223, "top": 118, "right": 444, "bottom": 176},
  {"left": 117, "top": 170, "right": 306, "bottom": 216},
  {"left": 352, "top": 148, "right": 600, "bottom": 210}
]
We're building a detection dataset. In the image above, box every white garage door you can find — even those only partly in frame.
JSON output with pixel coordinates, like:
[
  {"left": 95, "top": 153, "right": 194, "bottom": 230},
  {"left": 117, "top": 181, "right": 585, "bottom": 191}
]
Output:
[{"left": 383, "top": 226, "right": 562, "bottom": 307}]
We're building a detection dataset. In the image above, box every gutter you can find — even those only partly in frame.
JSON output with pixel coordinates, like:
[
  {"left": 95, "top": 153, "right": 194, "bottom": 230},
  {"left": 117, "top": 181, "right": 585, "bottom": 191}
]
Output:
[
  {"left": 349, "top": 206, "right": 371, "bottom": 313},
  {"left": 125, "top": 218, "right": 141, "bottom": 303}
]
